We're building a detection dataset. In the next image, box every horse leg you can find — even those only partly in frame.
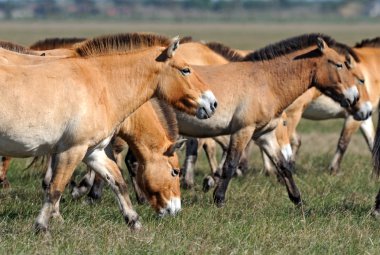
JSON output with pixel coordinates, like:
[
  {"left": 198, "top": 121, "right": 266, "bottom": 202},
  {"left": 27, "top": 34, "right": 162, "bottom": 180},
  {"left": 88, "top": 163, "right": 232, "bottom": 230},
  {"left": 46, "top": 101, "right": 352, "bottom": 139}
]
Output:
[
  {"left": 203, "top": 136, "right": 230, "bottom": 192},
  {"left": 236, "top": 141, "right": 252, "bottom": 176},
  {"left": 0, "top": 156, "right": 11, "bottom": 188},
  {"left": 34, "top": 145, "right": 87, "bottom": 233},
  {"left": 359, "top": 117, "right": 375, "bottom": 151},
  {"left": 203, "top": 149, "right": 227, "bottom": 193},
  {"left": 213, "top": 127, "right": 254, "bottom": 207},
  {"left": 83, "top": 145, "right": 141, "bottom": 230},
  {"left": 71, "top": 169, "right": 96, "bottom": 199},
  {"left": 125, "top": 148, "right": 146, "bottom": 204},
  {"left": 372, "top": 188, "right": 380, "bottom": 218},
  {"left": 261, "top": 149, "right": 277, "bottom": 176},
  {"left": 329, "top": 116, "right": 361, "bottom": 175},
  {"left": 256, "top": 130, "right": 301, "bottom": 205},
  {"left": 181, "top": 138, "right": 199, "bottom": 189}
]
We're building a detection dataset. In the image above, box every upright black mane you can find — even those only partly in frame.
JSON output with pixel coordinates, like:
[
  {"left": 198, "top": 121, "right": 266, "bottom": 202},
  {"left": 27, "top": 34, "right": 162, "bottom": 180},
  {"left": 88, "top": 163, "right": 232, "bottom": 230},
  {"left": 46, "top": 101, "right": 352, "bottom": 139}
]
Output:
[
  {"left": 354, "top": 37, "right": 380, "bottom": 48},
  {"left": 205, "top": 41, "right": 245, "bottom": 62},
  {"left": 150, "top": 99, "right": 178, "bottom": 143},
  {"left": 244, "top": 33, "right": 343, "bottom": 62},
  {"left": 0, "top": 40, "right": 38, "bottom": 55},
  {"left": 74, "top": 33, "right": 171, "bottom": 57},
  {"left": 29, "top": 37, "right": 86, "bottom": 50}
]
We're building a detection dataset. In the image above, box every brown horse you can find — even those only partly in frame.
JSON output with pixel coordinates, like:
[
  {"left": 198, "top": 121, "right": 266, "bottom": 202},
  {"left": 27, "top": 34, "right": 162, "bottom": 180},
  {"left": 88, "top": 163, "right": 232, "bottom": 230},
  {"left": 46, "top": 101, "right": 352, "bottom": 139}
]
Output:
[
  {"left": 0, "top": 33, "right": 217, "bottom": 232},
  {"left": 82, "top": 34, "right": 363, "bottom": 207},
  {"left": 176, "top": 34, "right": 362, "bottom": 207},
  {"left": 65, "top": 99, "right": 184, "bottom": 216},
  {"left": 280, "top": 38, "right": 379, "bottom": 176}
]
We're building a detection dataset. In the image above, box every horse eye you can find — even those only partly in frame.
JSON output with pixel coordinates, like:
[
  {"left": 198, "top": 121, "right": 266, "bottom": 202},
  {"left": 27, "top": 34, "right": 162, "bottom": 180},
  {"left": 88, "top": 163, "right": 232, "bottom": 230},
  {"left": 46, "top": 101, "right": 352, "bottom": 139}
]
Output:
[
  {"left": 336, "top": 63, "right": 343, "bottom": 70},
  {"left": 171, "top": 169, "right": 180, "bottom": 177},
  {"left": 180, "top": 68, "right": 191, "bottom": 76},
  {"left": 358, "top": 78, "right": 365, "bottom": 85},
  {"left": 283, "top": 120, "right": 287, "bottom": 126}
]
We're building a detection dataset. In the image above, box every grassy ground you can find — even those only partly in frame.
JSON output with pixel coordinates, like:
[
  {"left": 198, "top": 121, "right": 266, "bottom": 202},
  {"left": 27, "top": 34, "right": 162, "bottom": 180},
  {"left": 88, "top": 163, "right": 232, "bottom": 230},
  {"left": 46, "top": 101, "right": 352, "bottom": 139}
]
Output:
[{"left": 0, "top": 22, "right": 380, "bottom": 254}]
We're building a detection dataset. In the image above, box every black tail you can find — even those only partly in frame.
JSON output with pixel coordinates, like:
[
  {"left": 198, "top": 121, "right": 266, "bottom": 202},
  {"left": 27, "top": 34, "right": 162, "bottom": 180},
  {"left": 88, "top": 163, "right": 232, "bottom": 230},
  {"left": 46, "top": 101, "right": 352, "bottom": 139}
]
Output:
[{"left": 373, "top": 105, "right": 380, "bottom": 178}]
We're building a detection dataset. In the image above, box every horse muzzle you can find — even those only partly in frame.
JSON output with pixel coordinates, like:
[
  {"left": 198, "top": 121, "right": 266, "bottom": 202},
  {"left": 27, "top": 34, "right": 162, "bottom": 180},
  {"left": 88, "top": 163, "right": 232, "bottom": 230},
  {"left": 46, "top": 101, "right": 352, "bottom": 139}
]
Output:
[
  {"left": 353, "top": 101, "right": 373, "bottom": 121},
  {"left": 157, "top": 197, "right": 181, "bottom": 217},
  {"left": 341, "top": 86, "right": 359, "bottom": 108},
  {"left": 196, "top": 90, "right": 217, "bottom": 119}
]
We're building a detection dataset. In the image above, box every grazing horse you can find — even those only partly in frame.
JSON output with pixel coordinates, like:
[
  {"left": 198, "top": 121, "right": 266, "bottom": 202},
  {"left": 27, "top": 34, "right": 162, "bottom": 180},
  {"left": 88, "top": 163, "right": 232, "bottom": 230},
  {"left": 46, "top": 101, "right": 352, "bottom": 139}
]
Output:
[
  {"left": 0, "top": 33, "right": 217, "bottom": 232},
  {"left": 65, "top": 99, "right": 184, "bottom": 216},
  {"left": 177, "top": 34, "right": 361, "bottom": 207}
]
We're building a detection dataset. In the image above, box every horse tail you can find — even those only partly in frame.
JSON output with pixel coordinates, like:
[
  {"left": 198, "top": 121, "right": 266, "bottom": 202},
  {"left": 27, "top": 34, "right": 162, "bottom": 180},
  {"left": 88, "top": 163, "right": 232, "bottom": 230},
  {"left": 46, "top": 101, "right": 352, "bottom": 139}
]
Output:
[
  {"left": 373, "top": 106, "right": 380, "bottom": 178},
  {"left": 23, "top": 156, "right": 49, "bottom": 172}
]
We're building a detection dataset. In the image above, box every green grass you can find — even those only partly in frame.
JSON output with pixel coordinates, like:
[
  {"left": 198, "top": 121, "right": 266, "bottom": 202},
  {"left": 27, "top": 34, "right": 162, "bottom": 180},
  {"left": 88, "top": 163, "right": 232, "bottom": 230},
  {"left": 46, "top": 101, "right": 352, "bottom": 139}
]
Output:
[{"left": 1, "top": 21, "right": 380, "bottom": 254}]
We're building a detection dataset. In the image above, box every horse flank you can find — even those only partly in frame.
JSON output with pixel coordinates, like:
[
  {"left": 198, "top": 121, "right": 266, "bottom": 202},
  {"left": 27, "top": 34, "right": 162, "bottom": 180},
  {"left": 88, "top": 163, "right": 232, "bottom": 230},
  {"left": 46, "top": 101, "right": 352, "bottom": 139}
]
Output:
[
  {"left": 29, "top": 37, "right": 87, "bottom": 50},
  {"left": 74, "top": 33, "right": 172, "bottom": 57},
  {"left": 354, "top": 37, "right": 380, "bottom": 48}
]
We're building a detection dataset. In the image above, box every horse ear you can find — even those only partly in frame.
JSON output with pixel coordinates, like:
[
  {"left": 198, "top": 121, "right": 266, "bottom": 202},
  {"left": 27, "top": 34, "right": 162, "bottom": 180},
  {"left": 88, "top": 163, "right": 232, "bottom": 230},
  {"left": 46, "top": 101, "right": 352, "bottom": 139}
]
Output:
[
  {"left": 316, "top": 37, "right": 327, "bottom": 52},
  {"left": 164, "top": 138, "right": 187, "bottom": 156},
  {"left": 166, "top": 36, "right": 180, "bottom": 59},
  {"left": 345, "top": 54, "right": 355, "bottom": 69}
]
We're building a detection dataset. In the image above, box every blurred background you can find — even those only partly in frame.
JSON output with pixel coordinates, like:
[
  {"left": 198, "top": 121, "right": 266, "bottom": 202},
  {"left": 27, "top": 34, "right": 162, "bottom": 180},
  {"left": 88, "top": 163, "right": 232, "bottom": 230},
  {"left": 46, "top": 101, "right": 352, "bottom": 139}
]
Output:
[{"left": 0, "top": 0, "right": 379, "bottom": 22}]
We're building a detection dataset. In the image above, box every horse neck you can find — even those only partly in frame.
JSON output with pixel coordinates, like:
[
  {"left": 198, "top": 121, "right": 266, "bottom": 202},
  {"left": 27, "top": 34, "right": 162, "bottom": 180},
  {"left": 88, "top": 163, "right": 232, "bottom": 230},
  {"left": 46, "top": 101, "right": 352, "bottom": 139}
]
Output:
[
  {"left": 354, "top": 48, "right": 380, "bottom": 106},
  {"left": 258, "top": 55, "right": 316, "bottom": 114},
  {"left": 116, "top": 102, "right": 171, "bottom": 164},
  {"left": 87, "top": 49, "right": 161, "bottom": 127}
]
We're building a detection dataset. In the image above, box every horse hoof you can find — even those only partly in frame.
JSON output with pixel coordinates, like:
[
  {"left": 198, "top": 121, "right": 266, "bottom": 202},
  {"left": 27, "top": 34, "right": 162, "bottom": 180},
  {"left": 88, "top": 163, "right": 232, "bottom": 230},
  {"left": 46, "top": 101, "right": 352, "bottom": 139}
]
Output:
[
  {"left": 202, "top": 176, "right": 215, "bottom": 193},
  {"left": 290, "top": 195, "right": 302, "bottom": 206},
  {"left": 0, "top": 179, "right": 10, "bottom": 189},
  {"left": 371, "top": 209, "right": 380, "bottom": 219},
  {"left": 34, "top": 222, "right": 48, "bottom": 234},
  {"left": 235, "top": 169, "right": 243, "bottom": 177},
  {"left": 129, "top": 220, "right": 142, "bottom": 231},
  {"left": 213, "top": 194, "right": 225, "bottom": 208}
]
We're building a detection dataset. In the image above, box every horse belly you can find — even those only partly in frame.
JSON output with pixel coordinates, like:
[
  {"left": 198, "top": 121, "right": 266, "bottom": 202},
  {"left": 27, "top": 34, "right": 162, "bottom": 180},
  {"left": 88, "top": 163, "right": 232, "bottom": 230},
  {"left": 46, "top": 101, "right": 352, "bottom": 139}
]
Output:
[
  {"left": 177, "top": 111, "right": 239, "bottom": 137},
  {"left": 302, "top": 95, "right": 346, "bottom": 120}
]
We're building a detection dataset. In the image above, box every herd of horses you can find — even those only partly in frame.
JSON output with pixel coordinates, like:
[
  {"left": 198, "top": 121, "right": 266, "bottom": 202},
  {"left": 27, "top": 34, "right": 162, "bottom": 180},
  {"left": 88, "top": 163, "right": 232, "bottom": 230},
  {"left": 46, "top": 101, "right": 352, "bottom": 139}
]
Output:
[{"left": 0, "top": 31, "right": 379, "bottom": 234}]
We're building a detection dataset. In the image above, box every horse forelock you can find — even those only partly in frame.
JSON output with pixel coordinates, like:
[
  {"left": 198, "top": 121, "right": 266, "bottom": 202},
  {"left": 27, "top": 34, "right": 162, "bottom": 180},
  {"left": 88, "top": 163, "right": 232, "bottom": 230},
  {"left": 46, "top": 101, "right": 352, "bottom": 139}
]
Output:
[
  {"left": 150, "top": 99, "right": 178, "bottom": 143},
  {"left": 0, "top": 40, "right": 38, "bottom": 56},
  {"left": 244, "top": 33, "right": 338, "bottom": 62},
  {"left": 29, "top": 37, "right": 87, "bottom": 50},
  {"left": 205, "top": 41, "right": 245, "bottom": 62},
  {"left": 354, "top": 37, "right": 380, "bottom": 49},
  {"left": 74, "top": 33, "right": 172, "bottom": 57}
]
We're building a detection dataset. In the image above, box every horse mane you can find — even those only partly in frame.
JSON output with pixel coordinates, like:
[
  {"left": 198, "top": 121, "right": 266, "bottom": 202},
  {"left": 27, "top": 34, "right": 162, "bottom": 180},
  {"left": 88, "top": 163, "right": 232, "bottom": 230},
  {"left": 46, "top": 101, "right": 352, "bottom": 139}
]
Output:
[
  {"left": 150, "top": 98, "right": 178, "bottom": 143},
  {"left": 180, "top": 36, "right": 193, "bottom": 44},
  {"left": 74, "top": 33, "right": 172, "bottom": 57},
  {"left": 244, "top": 33, "right": 352, "bottom": 62},
  {"left": 0, "top": 40, "right": 38, "bottom": 55},
  {"left": 29, "top": 37, "right": 86, "bottom": 50},
  {"left": 354, "top": 37, "right": 380, "bottom": 48},
  {"left": 205, "top": 41, "right": 245, "bottom": 62}
]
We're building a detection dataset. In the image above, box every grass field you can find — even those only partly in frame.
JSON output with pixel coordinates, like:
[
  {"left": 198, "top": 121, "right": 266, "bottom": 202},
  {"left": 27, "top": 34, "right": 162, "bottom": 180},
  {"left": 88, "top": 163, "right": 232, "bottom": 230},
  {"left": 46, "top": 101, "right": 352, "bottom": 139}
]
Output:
[{"left": 0, "top": 21, "right": 380, "bottom": 254}]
